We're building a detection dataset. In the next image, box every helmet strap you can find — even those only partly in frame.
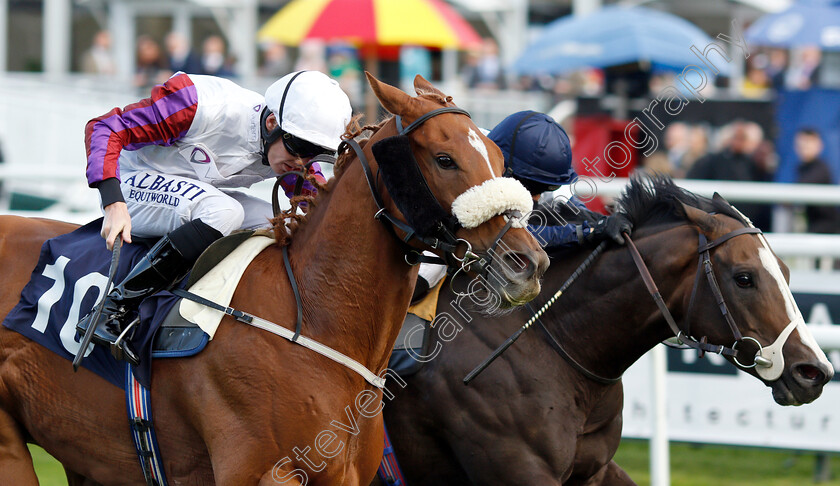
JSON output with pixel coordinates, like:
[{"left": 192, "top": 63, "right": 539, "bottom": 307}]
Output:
[{"left": 261, "top": 70, "right": 308, "bottom": 166}]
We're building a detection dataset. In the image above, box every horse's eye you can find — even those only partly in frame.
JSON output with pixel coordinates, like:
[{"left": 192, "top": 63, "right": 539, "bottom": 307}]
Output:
[
  {"left": 435, "top": 155, "right": 457, "bottom": 170},
  {"left": 734, "top": 273, "right": 754, "bottom": 288}
]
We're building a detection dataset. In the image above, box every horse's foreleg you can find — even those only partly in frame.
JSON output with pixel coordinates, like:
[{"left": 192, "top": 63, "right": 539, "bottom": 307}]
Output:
[
  {"left": 211, "top": 457, "right": 307, "bottom": 486},
  {"left": 578, "top": 460, "right": 637, "bottom": 486},
  {"left": 0, "top": 408, "right": 38, "bottom": 485}
]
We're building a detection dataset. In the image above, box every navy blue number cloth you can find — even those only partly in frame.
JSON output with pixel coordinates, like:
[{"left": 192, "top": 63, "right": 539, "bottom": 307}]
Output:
[{"left": 2, "top": 219, "right": 180, "bottom": 389}]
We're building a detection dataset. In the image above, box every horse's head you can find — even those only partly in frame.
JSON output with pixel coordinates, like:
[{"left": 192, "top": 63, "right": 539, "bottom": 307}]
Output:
[
  {"left": 679, "top": 197, "right": 833, "bottom": 405},
  {"left": 362, "top": 73, "right": 548, "bottom": 307}
]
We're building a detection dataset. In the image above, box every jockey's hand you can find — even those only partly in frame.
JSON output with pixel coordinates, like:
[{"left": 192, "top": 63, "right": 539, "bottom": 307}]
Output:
[
  {"left": 585, "top": 214, "right": 633, "bottom": 245},
  {"left": 102, "top": 202, "right": 132, "bottom": 250}
]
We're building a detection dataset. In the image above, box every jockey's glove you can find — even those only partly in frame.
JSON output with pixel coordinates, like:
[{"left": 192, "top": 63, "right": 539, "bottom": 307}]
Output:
[{"left": 584, "top": 214, "right": 634, "bottom": 245}]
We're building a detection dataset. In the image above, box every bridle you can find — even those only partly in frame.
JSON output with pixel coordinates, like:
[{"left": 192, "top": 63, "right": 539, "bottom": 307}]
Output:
[
  {"left": 339, "top": 107, "right": 524, "bottom": 276},
  {"left": 272, "top": 106, "right": 528, "bottom": 367},
  {"left": 466, "top": 221, "right": 782, "bottom": 386},
  {"left": 626, "top": 225, "right": 777, "bottom": 371}
]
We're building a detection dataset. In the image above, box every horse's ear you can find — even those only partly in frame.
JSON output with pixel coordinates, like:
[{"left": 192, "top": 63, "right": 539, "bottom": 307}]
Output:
[
  {"left": 365, "top": 71, "right": 412, "bottom": 116},
  {"left": 414, "top": 74, "right": 446, "bottom": 98},
  {"left": 680, "top": 202, "right": 719, "bottom": 234},
  {"left": 712, "top": 192, "right": 730, "bottom": 206},
  {"left": 713, "top": 191, "right": 755, "bottom": 227}
]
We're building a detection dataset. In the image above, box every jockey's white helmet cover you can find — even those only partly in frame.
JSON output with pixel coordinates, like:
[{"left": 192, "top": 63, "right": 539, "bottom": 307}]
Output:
[{"left": 264, "top": 71, "right": 352, "bottom": 152}]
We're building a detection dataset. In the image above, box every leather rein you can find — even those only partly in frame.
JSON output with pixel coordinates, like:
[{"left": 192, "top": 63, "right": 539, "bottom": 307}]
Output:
[
  {"left": 625, "top": 226, "right": 772, "bottom": 370},
  {"left": 171, "top": 108, "right": 521, "bottom": 389},
  {"left": 339, "top": 108, "right": 520, "bottom": 275},
  {"left": 468, "top": 224, "right": 770, "bottom": 386}
]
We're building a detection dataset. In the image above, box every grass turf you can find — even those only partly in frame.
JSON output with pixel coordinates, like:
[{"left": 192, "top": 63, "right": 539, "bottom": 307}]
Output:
[
  {"left": 31, "top": 445, "right": 67, "bottom": 485},
  {"left": 614, "top": 439, "right": 840, "bottom": 485},
  {"left": 31, "top": 440, "right": 840, "bottom": 485}
]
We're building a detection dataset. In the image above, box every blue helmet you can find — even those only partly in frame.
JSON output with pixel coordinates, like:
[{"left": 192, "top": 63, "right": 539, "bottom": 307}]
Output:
[{"left": 489, "top": 111, "right": 577, "bottom": 190}]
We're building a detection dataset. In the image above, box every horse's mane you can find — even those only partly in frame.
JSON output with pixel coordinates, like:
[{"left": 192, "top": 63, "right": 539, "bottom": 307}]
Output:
[
  {"left": 617, "top": 174, "right": 748, "bottom": 229},
  {"left": 332, "top": 116, "right": 389, "bottom": 177},
  {"left": 270, "top": 114, "right": 388, "bottom": 245},
  {"left": 544, "top": 175, "right": 746, "bottom": 260}
]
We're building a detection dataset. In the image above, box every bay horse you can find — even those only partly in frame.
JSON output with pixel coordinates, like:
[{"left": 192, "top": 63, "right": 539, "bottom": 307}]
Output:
[
  {"left": 375, "top": 176, "right": 833, "bottom": 485},
  {"left": 0, "top": 74, "right": 549, "bottom": 485}
]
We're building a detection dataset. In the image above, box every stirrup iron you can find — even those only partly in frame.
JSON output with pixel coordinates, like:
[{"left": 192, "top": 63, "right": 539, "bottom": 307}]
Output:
[{"left": 112, "top": 316, "right": 140, "bottom": 364}]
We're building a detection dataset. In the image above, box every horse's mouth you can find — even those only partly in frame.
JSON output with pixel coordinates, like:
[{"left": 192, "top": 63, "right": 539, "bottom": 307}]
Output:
[
  {"left": 487, "top": 247, "right": 548, "bottom": 308},
  {"left": 771, "top": 381, "right": 804, "bottom": 406},
  {"left": 496, "top": 287, "right": 519, "bottom": 307},
  {"left": 498, "top": 281, "right": 541, "bottom": 309},
  {"left": 770, "top": 363, "right": 831, "bottom": 406}
]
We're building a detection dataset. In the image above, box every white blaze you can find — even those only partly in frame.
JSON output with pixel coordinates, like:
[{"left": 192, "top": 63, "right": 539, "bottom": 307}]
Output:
[
  {"left": 467, "top": 128, "right": 495, "bottom": 177},
  {"left": 756, "top": 235, "right": 830, "bottom": 372},
  {"left": 757, "top": 238, "right": 799, "bottom": 322},
  {"left": 726, "top": 205, "right": 830, "bottom": 378}
]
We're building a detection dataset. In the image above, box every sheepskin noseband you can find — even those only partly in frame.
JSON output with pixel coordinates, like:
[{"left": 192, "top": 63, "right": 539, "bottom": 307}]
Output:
[
  {"left": 371, "top": 135, "right": 533, "bottom": 236},
  {"left": 450, "top": 177, "right": 533, "bottom": 229}
]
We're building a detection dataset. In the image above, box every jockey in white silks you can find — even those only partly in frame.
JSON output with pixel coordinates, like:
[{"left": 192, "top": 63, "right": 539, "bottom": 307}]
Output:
[{"left": 77, "top": 71, "right": 351, "bottom": 364}]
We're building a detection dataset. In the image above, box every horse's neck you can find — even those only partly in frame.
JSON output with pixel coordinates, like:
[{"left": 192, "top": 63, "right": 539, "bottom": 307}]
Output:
[
  {"left": 545, "top": 225, "right": 698, "bottom": 379},
  {"left": 287, "top": 163, "right": 417, "bottom": 373}
]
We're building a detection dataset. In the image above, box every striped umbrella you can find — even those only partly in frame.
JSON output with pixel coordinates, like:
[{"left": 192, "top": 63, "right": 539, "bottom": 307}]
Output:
[{"left": 258, "top": 0, "right": 482, "bottom": 50}]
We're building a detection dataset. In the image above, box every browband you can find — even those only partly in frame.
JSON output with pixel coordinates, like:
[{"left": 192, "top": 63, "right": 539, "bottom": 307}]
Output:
[{"left": 394, "top": 107, "right": 471, "bottom": 136}]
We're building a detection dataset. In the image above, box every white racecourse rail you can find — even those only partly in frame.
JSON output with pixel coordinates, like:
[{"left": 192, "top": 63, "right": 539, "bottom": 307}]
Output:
[
  {"left": 570, "top": 179, "right": 840, "bottom": 450},
  {"left": 548, "top": 178, "right": 840, "bottom": 484},
  {"left": 2, "top": 77, "right": 840, "bottom": 468}
]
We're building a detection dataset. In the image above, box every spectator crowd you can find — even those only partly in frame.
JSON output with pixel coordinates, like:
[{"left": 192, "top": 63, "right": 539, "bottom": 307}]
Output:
[
  {"left": 76, "top": 30, "right": 840, "bottom": 235},
  {"left": 637, "top": 120, "right": 840, "bottom": 234}
]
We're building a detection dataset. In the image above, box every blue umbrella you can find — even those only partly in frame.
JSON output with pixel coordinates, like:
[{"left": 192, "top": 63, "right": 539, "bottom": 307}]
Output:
[
  {"left": 745, "top": 0, "right": 840, "bottom": 50},
  {"left": 512, "top": 6, "right": 726, "bottom": 75}
]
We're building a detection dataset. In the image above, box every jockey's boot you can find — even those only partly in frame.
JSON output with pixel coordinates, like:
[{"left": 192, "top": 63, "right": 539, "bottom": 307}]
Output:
[{"left": 77, "top": 219, "right": 222, "bottom": 364}]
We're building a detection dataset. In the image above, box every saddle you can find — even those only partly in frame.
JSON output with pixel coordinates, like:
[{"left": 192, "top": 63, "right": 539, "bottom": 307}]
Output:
[{"left": 150, "top": 229, "right": 261, "bottom": 357}]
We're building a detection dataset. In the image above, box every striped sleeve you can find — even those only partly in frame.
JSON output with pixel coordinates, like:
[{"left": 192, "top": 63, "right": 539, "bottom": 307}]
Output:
[{"left": 84, "top": 73, "right": 199, "bottom": 187}]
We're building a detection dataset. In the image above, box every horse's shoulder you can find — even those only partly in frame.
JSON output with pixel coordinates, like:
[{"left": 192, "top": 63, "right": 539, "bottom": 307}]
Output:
[
  {"left": 0, "top": 215, "right": 78, "bottom": 242},
  {"left": 0, "top": 216, "right": 78, "bottom": 271}
]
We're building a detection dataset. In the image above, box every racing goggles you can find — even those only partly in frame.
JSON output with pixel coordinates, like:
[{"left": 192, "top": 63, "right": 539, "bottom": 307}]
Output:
[{"left": 281, "top": 131, "right": 333, "bottom": 159}]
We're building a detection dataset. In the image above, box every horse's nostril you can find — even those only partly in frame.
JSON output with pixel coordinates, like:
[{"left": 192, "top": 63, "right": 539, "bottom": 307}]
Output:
[
  {"left": 794, "top": 364, "right": 824, "bottom": 383},
  {"left": 502, "top": 251, "right": 534, "bottom": 278}
]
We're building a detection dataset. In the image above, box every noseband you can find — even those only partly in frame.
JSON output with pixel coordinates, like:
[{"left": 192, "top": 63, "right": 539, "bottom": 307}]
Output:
[
  {"left": 339, "top": 107, "right": 525, "bottom": 275},
  {"left": 626, "top": 226, "right": 778, "bottom": 372},
  {"left": 466, "top": 221, "right": 789, "bottom": 386}
]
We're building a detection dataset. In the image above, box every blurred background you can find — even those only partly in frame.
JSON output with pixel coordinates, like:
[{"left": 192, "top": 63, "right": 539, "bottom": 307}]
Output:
[
  {"left": 1, "top": 0, "right": 839, "bottom": 232},
  {"left": 3, "top": 0, "right": 840, "bottom": 484}
]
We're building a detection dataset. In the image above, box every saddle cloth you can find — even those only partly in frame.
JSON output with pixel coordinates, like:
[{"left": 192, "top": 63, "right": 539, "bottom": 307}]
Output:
[
  {"left": 178, "top": 235, "right": 274, "bottom": 337},
  {"left": 388, "top": 279, "right": 445, "bottom": 377},
  {"left": 1, "top": 219, "right": 273, "bottom": 389}
]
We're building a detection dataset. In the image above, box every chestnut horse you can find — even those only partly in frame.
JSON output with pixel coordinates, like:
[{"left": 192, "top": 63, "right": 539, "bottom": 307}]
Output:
[
  {"left": 375, "top": 177, "right": 833, "bottom": 485},
  {"left": 0, "top": 74, "right": 548, "bottom": 485}
]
